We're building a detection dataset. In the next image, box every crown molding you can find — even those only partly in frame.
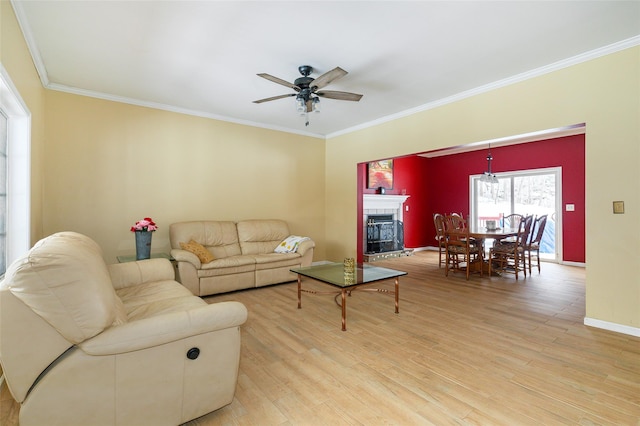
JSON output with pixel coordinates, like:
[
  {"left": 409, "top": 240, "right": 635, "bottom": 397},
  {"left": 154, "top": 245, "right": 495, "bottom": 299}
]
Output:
[
  {"left": 327, "top": 35, "right": 640, "bottom": 139},
  {"left": 45, "top": 83, "right": 326, "bottom": 139},
  {"left": 10, "top": 0, "right": 49, "bottom": 87}
]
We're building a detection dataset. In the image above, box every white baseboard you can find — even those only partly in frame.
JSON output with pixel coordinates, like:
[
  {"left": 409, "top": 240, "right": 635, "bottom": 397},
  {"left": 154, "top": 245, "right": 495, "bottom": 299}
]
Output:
[
  {"left": 561, "top": 260, "right": 586, "bottom": 268},
  {"left": 407, "top": 246, "right": 434, "bottom": 252},
  {"left": 584, "top": 317, "right": 640, "bottom": 337}
]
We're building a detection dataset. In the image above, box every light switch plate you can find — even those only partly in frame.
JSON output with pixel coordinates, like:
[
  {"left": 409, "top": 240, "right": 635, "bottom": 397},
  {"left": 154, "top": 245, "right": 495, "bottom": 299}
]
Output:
[
  {"left": 565, "top": 204, "right": 575, "bottom": 211},
  {"left": 613, "top": 201, "right": 625, "bottom": 214}
]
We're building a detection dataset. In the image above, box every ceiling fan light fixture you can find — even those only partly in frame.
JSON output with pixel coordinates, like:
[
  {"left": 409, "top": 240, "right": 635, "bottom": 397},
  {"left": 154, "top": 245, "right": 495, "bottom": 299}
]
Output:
[{"left": 254, "top": 65, "right": 362, "bottom": 127}]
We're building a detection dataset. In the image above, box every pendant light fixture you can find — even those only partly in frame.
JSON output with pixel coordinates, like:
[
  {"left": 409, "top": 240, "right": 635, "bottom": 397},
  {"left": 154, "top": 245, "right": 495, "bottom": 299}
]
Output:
[{"left": 480, "top": 143, "right": 499, "bottom": 184}]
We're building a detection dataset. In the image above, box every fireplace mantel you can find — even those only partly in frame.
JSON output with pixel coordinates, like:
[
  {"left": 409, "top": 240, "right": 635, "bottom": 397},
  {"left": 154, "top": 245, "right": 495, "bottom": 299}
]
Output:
[{"left": 363, "top": 194, "right": 410, "bottom": 210}]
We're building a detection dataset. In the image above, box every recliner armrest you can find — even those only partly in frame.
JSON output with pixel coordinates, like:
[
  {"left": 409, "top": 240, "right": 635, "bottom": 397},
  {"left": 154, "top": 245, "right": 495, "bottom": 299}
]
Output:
[
  {"left": 78, "top": 301, "right": 248, "bottom": 355},
  {"left": 108, "top": 258, "right": 175, "bottom": 290},
  {"left": 171, "top": 248, "right": 202, "bottom": 268}
]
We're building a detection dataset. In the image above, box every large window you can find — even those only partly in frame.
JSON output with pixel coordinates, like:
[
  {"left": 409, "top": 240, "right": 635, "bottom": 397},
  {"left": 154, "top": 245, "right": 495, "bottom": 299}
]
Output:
[
  {"left": 1, "top": 64, "right": 31, "bottom": 275},
  {"left": 470, "top": 167, "right": 561, "bottom": 262}
]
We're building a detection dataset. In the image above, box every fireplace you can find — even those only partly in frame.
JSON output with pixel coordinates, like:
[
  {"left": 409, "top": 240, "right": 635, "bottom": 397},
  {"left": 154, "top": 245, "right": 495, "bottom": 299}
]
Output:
[
  {"left": 365, "top": 215, "right": 404, "bottom": 254},
  {"left": 363, "top": 194, "right": 410, "bottom": 259}
]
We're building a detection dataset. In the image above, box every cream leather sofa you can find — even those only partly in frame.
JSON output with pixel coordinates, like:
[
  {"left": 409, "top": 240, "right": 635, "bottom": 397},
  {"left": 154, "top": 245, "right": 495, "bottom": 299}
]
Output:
[
  {"left": 170, "top": 219, "right": 315, "bottom": 296},
  {"left": 0, "top": 232, "right": 248, "bottom": 426}
]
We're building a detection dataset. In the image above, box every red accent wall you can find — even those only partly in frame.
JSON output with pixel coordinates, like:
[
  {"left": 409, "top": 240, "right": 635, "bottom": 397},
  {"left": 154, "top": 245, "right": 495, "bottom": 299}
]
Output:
[{"left": 357, "top": 134, "right": 585, "bottom": 263}]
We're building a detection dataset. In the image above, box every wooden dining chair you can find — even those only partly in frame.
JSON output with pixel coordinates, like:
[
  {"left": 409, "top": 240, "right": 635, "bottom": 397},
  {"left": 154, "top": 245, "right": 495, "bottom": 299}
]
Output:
[
  {"left": 433, "top": 213, "right": 447, "bottom": 268},
  {"left": 494, "top": 213, "right": 525, "bottom": 246},
  {"left": 502, "top": 213, "right": 524, "bottom": 229},
  {"left": 449, "top": 212, "right": 466, "bottom": 230},
  {"left": 444, "top": 217, "right": 481, "bottom": 280},
  {"left": 524, "top": 214, "right": 548, "bottom": 274},
  {"left": 489, "top": 214, "right": 533, "bottom": 280},
  {"left": 446, "top": 213, "right": 482, "bottom": 252}
]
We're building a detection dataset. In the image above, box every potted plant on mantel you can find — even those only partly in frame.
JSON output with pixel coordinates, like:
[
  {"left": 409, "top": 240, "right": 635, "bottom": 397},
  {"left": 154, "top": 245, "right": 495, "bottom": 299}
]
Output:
[{"left": 130, "top": 217, "right": 158, "bottom": 260}]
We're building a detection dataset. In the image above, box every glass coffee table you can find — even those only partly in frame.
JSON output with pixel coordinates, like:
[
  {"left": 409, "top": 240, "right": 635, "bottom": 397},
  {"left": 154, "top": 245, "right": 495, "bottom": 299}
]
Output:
[{"left": 290, "top": 262, "right": 407, "bottom": 331}]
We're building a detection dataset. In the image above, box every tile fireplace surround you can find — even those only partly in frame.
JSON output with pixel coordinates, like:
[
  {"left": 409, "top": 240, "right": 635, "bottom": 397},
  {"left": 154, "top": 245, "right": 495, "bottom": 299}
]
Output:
[
  {"left": 363, "top": 194, "right": 410, "bottom": 261},
  {"left": 363, "top": 194, "right": 410, "bottom": 222}
]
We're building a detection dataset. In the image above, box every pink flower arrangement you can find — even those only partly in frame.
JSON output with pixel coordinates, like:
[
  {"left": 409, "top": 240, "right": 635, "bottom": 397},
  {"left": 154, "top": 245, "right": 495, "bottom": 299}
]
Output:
[{"left": 130, "top": 217, "right": 158, "bottom": 232}]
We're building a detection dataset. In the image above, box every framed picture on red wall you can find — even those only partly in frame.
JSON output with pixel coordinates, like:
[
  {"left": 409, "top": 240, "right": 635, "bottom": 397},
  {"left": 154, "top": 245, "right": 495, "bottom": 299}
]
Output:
[{"left": 367, "top": 159, "right": 393, "bottom": 189}]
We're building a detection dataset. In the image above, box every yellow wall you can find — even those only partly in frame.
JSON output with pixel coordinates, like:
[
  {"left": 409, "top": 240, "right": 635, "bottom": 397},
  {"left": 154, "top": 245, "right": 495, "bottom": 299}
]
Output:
[
  {"left": 326, "top": 47, "right": 640, "bottom": 330},
  {"left": 44, "top": 92, "right": 326, "bottom": 261},
  {"left": 3, "top": 1, "right": 640, "bottom": 330},
  {"left": 1, "top": 0, "right": 46, "bottom": 243},
  {"left": 2, "top": 0, "right": 326, "bottom": 262}
]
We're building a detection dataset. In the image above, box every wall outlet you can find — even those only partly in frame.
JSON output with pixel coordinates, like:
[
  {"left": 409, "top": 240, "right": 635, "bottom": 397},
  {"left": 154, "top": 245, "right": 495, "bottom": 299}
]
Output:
[{"left": 565, "top": 204, "right": 575, "bottom": 211}]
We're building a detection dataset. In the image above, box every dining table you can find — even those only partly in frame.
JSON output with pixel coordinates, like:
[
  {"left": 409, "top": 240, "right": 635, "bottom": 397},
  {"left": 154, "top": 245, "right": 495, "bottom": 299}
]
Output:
[{"left": 446, "top": 225, "right": 520, "bottom": 275}]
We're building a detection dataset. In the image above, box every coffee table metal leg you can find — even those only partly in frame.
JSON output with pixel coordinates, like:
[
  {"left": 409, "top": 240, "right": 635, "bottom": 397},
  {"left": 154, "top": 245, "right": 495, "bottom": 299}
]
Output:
[
  {"left": 395, "top": 277, "right": 399, "bottom": 314},
  {"left": 341, "top": 289, "right": 347, "bottom": 331},
  {"left": 297, "top": 275, "right": 302, "bottom": 309}
]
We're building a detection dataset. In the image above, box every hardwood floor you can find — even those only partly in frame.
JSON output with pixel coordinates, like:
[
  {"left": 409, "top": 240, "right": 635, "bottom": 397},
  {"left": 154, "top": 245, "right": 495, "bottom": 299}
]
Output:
[{"left": 2, "top": 251, "right": 639, "bottom": 425}]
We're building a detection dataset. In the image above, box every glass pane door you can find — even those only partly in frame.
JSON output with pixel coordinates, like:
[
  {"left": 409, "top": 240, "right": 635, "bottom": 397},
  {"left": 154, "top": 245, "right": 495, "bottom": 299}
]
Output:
[{"left": 472, "top": 168, "right": 560, "bottom": 262}]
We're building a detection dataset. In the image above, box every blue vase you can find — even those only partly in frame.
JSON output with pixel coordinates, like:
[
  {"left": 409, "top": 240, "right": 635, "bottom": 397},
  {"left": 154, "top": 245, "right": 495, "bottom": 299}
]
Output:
[{"left": 135, "top": 231, "right": 152, "bottom": 260}]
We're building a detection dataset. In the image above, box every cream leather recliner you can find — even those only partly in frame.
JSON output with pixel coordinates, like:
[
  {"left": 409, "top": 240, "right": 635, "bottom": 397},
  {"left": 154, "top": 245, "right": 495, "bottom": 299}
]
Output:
[{"left": 0, "top": 232, "right": 248, "bottom": 426}]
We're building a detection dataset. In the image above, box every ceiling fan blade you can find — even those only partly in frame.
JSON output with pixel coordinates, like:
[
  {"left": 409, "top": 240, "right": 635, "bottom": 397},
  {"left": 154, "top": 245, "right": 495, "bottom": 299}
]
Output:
[
  {"left": 311, "top": 67, "right": 348, "bottom": 90},
  {"left": 253, "top": 93, "right": 296, "bottom": 104},
  {"left": 306, "top": 99, "right": 313, "bottom": 113},
  {"left": 316, "top": 90, "right": 363, "bottom": 102},
  {"left": 257, "top": 73, "right": 300, "bottom": 91}
]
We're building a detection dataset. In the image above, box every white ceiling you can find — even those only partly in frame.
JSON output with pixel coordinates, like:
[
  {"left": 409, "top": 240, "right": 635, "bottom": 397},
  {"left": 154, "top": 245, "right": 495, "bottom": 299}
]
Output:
[{"left": 11, "top": 1, "right": 640, "bottom": 138}]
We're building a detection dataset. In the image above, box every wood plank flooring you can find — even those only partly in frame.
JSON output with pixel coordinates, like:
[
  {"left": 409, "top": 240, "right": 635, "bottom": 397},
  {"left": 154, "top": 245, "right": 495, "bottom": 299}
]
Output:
[{"left": 2, "top": 251, "right": 639, "bottom": 425}]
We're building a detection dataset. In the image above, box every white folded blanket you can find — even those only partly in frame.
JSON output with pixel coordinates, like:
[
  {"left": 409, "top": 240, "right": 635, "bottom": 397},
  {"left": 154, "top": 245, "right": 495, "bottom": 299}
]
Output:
[{"left": 274, "top": 235, "right": 310, "bottom": 253}]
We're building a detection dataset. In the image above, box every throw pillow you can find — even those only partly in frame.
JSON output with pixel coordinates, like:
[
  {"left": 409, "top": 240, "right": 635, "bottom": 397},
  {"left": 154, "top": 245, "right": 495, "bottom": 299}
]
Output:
[
  {"left": 275, "top": 235, "right": 310, "bottom": 253},
  {"left": 180, "top": 240, "right": 215, "bottom": 263}
]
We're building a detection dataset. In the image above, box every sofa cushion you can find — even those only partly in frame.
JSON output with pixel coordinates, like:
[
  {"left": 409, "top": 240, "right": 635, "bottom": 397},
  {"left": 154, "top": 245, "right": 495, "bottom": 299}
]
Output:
[
  {"left": 116, "top": 280, "right": 206, "bottom": 321},
  {"left": 2, "top": 232, "right": 118, "bottom": 344},
  {"left": 170, "top": 221, "right": 242, "bottom": 259},
  {"left": 252, "top": 253, "right": 302, "bottom": 270},
  {"left": 200, "top": 255, "right": 256, "bottom": 269},
  {"left": 180, "top": 240, "right": 215, "bottom": 263},
  {"left": 198, "top": 255, "right": 256, "bottom": 277},
  {"left": 237, "top": 219, "right": 290, "bottom": 255},
  {"left": 112, "top": 296, "right": 128, "bottom": 326}
]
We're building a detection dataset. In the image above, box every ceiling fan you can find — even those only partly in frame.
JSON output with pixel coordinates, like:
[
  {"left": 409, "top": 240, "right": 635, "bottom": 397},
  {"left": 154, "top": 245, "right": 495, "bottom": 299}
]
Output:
[{"left": 253, "top": 65, "right": 363, "bottom": 118}]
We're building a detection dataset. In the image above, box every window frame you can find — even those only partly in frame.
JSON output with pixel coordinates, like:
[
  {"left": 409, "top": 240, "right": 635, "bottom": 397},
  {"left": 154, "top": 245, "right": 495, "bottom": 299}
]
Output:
[
  {"left": 0, "top": 64, "right": 31, "bottom": 274},
  {"left": 469, "top": 166, "right": 562, "bottom": 263}
]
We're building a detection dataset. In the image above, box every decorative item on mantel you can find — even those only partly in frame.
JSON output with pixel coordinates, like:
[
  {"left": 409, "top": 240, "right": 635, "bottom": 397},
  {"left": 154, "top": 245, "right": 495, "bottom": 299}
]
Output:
[{"left": 130, "top": 217, "right": 158, "bottom": 260}]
